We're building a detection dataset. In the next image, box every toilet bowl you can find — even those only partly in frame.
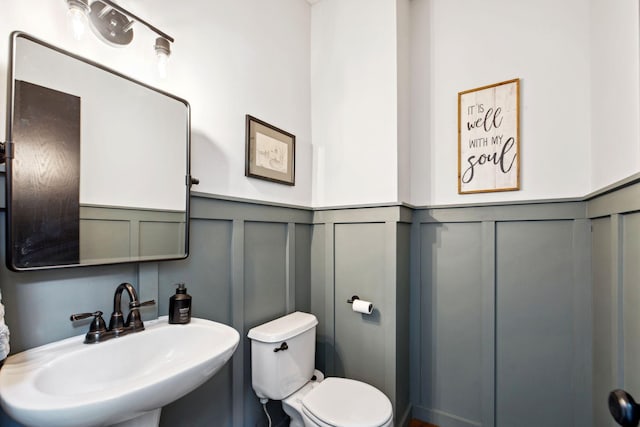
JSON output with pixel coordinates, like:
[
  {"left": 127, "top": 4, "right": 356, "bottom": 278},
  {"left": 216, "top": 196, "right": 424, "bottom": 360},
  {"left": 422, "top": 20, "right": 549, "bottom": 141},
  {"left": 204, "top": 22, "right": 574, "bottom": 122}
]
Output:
[
  {"left": 284, "top": 377, "right": 393, "bottom": 427},
  {"left": 248, "top": 312, "right": 393, "bottom": 427}
]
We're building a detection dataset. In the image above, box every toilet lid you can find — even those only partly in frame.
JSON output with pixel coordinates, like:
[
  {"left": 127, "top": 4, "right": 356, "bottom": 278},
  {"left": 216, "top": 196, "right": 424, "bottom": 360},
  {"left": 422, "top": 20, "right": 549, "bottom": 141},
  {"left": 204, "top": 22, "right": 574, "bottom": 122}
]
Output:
[{"left": 301, "top": 378, "right": 392, "bottom": 427}]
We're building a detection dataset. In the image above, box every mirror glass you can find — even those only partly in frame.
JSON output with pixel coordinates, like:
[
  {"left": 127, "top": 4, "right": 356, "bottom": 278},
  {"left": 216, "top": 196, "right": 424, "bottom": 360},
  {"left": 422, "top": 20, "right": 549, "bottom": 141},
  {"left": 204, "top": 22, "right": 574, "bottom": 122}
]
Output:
[{"left": 6, "top": 32, "right": 190, "bottom": 270}]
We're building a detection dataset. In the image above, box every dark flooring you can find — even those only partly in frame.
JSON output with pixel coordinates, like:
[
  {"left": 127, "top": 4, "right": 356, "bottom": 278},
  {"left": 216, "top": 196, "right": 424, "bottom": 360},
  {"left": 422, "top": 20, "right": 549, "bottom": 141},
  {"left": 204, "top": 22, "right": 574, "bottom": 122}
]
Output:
[{"left": 409, "top": 419, "right": 439, "bottom": 427}]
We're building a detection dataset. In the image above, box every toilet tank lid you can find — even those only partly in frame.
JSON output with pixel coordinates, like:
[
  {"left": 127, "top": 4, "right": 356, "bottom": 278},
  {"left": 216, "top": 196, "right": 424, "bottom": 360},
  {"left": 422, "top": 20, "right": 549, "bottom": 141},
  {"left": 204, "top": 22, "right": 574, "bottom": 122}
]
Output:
[{"left": 248, "top": 312, "right": 318, "bottom": 343}]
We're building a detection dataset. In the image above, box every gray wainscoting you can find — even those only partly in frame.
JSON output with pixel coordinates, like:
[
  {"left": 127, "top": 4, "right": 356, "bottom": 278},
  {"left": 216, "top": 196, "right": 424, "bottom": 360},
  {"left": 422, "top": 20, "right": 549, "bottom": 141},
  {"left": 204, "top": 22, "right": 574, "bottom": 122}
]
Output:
[
  {"left": 411, "top": 202, "right": 592, "bottom": 427},
  {"left": 1, "top": 175, "right": 640, "bottom": 427},
  {"left": 588, "top": 181, "right": 640, "bottom": 427},
  {"left": 79, "top": 205, "right": 186, "bottom": 261},
  {"left": 0, "top": 194, "right": 313, "bottom": 427}
]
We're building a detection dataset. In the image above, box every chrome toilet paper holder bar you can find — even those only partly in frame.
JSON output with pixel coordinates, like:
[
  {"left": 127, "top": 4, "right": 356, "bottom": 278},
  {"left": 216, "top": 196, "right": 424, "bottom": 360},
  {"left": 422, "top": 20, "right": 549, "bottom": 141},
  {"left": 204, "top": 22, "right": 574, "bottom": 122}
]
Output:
[{"left": 347, "top": 295, "right": 359, "bottom": 304}]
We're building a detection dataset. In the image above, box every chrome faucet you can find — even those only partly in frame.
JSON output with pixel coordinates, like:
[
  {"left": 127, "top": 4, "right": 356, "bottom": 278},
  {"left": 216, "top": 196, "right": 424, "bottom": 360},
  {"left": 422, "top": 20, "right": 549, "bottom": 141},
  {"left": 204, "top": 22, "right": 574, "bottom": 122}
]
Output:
[{"left": 70, "top": 282, "right": 155, "bottom": 344}]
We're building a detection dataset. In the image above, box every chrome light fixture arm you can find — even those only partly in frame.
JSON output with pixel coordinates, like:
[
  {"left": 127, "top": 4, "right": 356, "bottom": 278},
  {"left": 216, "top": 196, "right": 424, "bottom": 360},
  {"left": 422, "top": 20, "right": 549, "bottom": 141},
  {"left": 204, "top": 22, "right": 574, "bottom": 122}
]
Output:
[{"left": 96, "top": 0, "right": 174, "bottom": 43}]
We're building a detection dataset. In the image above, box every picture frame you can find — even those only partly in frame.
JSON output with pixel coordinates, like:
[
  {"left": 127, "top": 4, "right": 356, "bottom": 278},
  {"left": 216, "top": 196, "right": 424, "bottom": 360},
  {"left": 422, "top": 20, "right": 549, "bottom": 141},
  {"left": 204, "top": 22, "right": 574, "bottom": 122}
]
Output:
[
  {"left": 245, "top": 115, "right": 296, "bottom": 186},
  {"left": 458, "top": 78, "right": 520, "bottom": 194}
]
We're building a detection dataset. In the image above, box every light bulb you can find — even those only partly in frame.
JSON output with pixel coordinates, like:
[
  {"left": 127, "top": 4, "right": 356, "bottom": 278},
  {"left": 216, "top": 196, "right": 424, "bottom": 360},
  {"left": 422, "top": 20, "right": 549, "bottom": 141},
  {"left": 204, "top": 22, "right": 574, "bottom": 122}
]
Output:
[
  {"left": 67, "top": 0, "right": 89, "bottom": 40},
  {"left": 156, "top": 50, "right": 168, "bottom": 79},
  {"left": 154, "top": 37, "right": 171, "bottom": 79}
]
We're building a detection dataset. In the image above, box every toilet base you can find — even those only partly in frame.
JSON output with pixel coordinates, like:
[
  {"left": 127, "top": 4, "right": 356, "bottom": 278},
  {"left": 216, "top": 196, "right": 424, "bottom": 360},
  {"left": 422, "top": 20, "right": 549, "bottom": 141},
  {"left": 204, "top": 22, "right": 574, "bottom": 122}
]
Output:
[{"left": 282, "top": 381, "right": 320, "bottom": 427}]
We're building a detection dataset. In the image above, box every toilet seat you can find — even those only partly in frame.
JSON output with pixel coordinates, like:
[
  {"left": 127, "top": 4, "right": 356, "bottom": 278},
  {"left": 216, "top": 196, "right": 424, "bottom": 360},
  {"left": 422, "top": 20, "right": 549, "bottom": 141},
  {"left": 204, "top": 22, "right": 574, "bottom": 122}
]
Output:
[{"left": 301, "top": 378, "right": 393, "bottom": 427}]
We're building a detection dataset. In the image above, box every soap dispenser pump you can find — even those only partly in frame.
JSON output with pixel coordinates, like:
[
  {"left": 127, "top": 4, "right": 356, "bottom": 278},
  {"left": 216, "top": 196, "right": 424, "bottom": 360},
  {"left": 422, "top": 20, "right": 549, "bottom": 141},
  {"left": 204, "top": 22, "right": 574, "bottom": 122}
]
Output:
[{"left": 169, "top": 283, "right": 192, "bottom": 324}]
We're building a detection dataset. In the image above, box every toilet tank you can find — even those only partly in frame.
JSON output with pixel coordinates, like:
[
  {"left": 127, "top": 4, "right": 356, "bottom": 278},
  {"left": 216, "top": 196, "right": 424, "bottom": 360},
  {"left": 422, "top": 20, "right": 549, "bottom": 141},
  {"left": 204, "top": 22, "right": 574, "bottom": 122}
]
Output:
[{"left": 248, "top": 311, "right": 318, "bottom": 400}]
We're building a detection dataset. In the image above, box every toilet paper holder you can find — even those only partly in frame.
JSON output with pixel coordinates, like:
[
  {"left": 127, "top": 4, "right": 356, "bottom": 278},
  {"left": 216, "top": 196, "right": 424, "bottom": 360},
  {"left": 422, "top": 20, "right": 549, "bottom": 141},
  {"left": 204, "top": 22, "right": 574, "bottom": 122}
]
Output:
[{"left": 347, "top": 295, "right": 374, "bottom": 315}]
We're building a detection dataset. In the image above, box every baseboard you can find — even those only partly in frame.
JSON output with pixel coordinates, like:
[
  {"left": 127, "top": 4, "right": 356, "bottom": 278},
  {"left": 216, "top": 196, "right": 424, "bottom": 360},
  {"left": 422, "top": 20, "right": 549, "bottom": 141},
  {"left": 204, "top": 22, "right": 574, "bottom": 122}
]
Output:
[
  {"left": 397, "top": 404, "right": 412, "bottom": 427},
  {"left": 412, "top": 406, "right": 482, "bottom": 427}
]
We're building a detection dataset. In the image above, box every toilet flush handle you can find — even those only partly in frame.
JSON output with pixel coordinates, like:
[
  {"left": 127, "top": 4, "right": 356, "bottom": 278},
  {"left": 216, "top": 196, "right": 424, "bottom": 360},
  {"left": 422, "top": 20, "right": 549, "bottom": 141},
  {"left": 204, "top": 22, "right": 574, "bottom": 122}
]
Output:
[{"left": 274, "top": 342, "right": 288, "bottom": 353}]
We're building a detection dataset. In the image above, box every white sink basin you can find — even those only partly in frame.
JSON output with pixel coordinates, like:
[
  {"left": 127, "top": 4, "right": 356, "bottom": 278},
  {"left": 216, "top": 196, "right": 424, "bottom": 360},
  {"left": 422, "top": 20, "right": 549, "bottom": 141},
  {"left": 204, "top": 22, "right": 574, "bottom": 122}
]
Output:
[{"left": 0, "top": 316, "right": 239, "bottom": 427}]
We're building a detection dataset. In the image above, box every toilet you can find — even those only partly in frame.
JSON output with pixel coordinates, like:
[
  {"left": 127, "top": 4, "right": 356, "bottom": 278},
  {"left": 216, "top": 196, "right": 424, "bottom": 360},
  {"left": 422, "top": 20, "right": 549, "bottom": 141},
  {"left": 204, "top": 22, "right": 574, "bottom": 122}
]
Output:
[{"left": 248, "top": 311, "right": 393, "bottom": 427}]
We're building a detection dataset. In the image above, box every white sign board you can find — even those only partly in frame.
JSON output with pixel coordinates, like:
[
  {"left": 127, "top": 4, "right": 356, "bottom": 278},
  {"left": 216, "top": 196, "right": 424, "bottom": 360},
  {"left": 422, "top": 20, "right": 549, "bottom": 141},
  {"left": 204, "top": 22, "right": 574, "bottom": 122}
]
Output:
[{"left": 458, "top": 79, "right": 520, "bottom": 194}]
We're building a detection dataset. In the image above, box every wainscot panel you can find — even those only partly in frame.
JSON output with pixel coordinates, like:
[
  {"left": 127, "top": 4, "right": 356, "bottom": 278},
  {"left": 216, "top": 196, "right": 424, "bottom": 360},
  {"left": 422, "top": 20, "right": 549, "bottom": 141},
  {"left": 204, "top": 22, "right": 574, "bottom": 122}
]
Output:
[
  {"left": 411, "top": 202, "right": 591, "bottom": 427},
  {"left": 419, "top": 221, "right": 485, "bottom": 426},
  {"left": 157, "top": 218, "right": 233, "bottom": 426},
  {"left": 243, "top": 221, "right": 288, "bottom": 425},
  {"left": 495, "top": 220, "right": 590, "bottom": 427}
]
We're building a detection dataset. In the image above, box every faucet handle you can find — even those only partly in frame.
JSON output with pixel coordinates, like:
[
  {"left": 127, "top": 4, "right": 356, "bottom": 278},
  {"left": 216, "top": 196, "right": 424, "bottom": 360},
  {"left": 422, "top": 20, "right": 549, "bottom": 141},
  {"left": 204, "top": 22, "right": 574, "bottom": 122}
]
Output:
[
  {"left": 129, "top": 299, "right": 156, "bottom": 309},
  {"left": 70, "top": 310, "right": 103, "bottom": 321},
  {"left": 126, "top": 300, "right": 155, "bottom": 331},
  {"left": 70, "top": 311, "right": 108, "bottom": 344}
]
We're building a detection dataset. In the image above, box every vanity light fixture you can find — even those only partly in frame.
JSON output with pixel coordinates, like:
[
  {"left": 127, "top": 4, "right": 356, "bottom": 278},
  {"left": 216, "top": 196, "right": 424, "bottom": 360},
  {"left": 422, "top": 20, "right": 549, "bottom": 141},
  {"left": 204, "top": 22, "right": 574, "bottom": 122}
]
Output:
[{"left": 64, "top": 0, "right": 175, "bottom": 76}]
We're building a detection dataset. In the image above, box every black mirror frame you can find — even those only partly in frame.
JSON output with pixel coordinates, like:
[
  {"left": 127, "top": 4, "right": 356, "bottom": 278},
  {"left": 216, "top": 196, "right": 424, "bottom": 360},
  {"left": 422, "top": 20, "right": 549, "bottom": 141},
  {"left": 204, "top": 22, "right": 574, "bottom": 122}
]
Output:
[{"left": 4, "top": 31, "right": 192, "bottom": 271}]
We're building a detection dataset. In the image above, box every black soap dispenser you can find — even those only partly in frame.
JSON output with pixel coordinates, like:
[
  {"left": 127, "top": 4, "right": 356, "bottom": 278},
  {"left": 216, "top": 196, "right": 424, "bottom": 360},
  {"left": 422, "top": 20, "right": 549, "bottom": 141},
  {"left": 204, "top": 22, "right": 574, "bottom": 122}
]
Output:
[{"left": 169, "top": 283, "right": 192, "bottom": 324}]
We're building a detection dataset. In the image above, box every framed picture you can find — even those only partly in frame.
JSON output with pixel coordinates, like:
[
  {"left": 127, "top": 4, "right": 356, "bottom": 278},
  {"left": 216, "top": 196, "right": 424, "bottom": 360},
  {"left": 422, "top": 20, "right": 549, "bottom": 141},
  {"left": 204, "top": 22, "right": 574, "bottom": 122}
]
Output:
[
  {"left": 245, "top": 115, "right": 295, "bottom": 186},
  {"left": 458, "top": 78, "right": 520, "bottom": 194}
]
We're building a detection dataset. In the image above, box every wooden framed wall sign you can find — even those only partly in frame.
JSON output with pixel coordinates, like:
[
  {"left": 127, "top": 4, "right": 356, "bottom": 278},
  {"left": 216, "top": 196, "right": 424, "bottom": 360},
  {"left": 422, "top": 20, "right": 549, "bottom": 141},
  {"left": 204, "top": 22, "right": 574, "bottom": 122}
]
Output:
[
  {"left": 245, "top": 115, "right": 295, "bottom": 185},
  {"left": 458, "top": 78, "right": 520, "bottom": 194}
]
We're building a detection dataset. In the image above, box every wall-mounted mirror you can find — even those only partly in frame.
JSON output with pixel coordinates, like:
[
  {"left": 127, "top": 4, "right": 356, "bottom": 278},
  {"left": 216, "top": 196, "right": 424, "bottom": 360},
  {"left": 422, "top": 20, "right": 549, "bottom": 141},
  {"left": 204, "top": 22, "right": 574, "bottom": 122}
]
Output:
[{"left": 5, "top": 32, "right": 191, "bottom": 271}]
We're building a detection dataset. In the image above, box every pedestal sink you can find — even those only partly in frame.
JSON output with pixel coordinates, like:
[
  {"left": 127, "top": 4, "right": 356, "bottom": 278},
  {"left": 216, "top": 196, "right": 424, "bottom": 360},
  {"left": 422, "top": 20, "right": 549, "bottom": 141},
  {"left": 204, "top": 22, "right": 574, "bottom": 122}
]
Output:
[{"left": 0, "top": 316, "right": 239, "bottom": 427}]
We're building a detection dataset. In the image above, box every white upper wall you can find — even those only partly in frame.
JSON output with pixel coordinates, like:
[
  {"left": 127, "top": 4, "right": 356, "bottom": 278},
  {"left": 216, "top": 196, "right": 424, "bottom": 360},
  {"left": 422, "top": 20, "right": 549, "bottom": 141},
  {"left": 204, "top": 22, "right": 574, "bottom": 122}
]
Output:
[
  {"left": 169, "top": 0, "right": 312, "bottom": 206},
  {"left": 310, "top": 0, "right": 399, "bottom": 207},
  {"left": 2, "top": 0, "right": 638, "bottom": 209},
  {"left": 410, "top": 0, "right": 593, "bottom": 206},
  {"left": 590, "top": 0, "right": 640, "bottom": 190},
  {"left": 311, "top": 0, "right": 635, "bottom": 207},
  {"left": 1, "top": 0, "right": 313, "bottom": 207}
]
